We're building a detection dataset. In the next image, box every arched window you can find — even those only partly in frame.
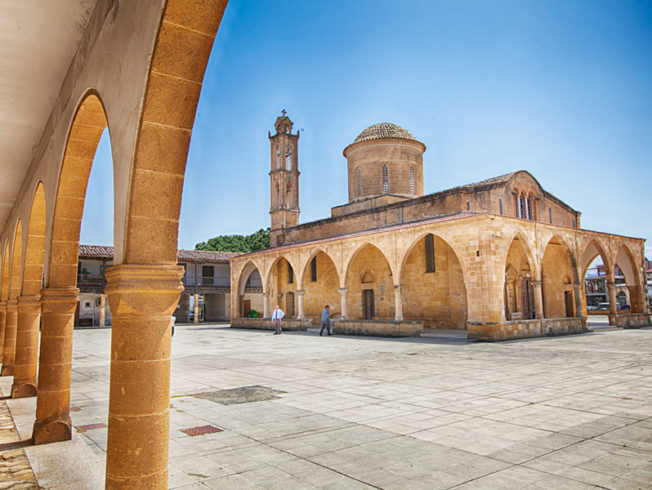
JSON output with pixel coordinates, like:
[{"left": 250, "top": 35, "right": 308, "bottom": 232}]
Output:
[
  {"left": 275, "top": 182, "right": 280, "bottom": 207},
  {"left": 409, "top": 167, "right": 415, "bottom": 194},
  {"left": 276, "top": 147, "right": 281, "bottom": 169},
  {"left": 549, "top": 206, "right": 553, "bottom": 224},
  {"left": 525, "top": 196, "right": 531, "bottom": 220},
  {"left": 518, "top": 195, "right": 525, "bottom": 219},
  {"left": 425, "top": 233, "right": 435, "bottom": 273},
  {"left": 382, "top": 164, "right": 389, "bottom": 193},
  {"left": 356, "top": 168, "right": 361, "bottom": 197},
  {"left": 499, "top": 198, "right": 503, "bottom": 215},
  {"left": 288, "top": 266, "right": 293, "bottom": 284}
]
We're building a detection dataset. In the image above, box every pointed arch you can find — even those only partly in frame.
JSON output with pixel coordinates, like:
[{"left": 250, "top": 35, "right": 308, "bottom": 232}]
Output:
[
  {"left": 265, "top": 255, "right": 298, "bottom": 318},
  {"left": 344, "top": 242, "right": 395, "bottom": 320},
  {"left": 504, "top": 230, "right": 536, "bottom": 320},
  {"left": 22, "top": 182, "right": 47, "bottom": 297},
  {"left": 343, "top": 241, "right": 395, "bottom": 288},
  {"left": 47, "top": 92, "right": 108, "bottom": 289},
  {"left": 1, "top": 241, "right": 9, "bottom": 302},
  {"left": 8, "top": 220, "right": 23, "bottom": 300},
  {"left": 614, "top": 243, "right": 639, "bottom": 287},
  {"left": 541, "top": 235, "right": 578, "bottom": 318},
  {"left": 580, "top": 238, "right": 610, "bottom": 279},
  {"left": 301, "top": 249, "right": 341, "bottom": 321},
  {"left": 399, "top": 231, "right": 468, "bottom": 329}
]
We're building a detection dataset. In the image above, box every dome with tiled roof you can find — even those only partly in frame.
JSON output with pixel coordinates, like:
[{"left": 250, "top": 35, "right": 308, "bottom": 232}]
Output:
[{"left": 353, "top": 123, "right": 417, "bottom": 144}]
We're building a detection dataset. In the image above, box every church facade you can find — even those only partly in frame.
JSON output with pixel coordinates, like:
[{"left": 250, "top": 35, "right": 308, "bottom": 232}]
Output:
[{"left": 230, "top": 113, "right": 650, "bottom": 340}]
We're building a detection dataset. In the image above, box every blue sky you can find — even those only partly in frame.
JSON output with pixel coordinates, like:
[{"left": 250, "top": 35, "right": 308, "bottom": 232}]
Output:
[{"left": 81, "top": 0, "right": 652, "bottom": 256}]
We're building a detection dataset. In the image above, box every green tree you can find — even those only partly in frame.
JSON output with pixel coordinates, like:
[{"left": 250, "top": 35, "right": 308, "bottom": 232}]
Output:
[{"left": 195, "top": 228, "right": 270, "bottom": 253}]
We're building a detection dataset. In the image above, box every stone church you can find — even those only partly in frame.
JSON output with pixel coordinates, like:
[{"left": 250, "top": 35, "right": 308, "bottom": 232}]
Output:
[{"left": 230, "top": 112, "right": 649, "bottom": 340}]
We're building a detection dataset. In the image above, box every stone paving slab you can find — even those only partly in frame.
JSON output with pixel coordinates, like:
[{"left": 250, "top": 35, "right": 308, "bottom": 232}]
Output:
[{"left": 4, "top": 324, "right": 652, "bottom": 488}]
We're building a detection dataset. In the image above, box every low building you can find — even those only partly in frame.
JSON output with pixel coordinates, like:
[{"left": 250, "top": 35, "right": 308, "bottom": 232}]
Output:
[{"left": 76, "top": 245, "right": 250, "bottom": 326}]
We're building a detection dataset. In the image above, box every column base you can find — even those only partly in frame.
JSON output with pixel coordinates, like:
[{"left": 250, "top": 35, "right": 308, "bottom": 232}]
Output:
[
  {"left": 32, "top": 418, "right": 72, "bottom": 445},
  {"left": 11, "top": 381, "right": 37, "bottom": 398},
  {"left": 1, "top": 365, "right": 14, "bottom": 376}
]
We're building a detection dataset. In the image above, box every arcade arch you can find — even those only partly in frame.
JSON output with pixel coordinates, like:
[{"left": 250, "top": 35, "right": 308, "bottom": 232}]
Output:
[
  {"left": 1, "top": 221, "right": 22, "bottom": 376},
  {"left": 12, "top": 183, "right": 47, "bottom": 398},
  {"left": 236, "top": 261, "right": 263, "bottom": 318},
  {"left": 267, "top": 257, "right": 297, "bottom": 317},
  {"left": 541, "top": 236, "right": 577, "bottom": 318},
  {"left": 345, "top": 243, "right": 394, "bottom": 320},
  {"left": 399, "top": 233, "right": 467, "bottom": 329},
  {"left": 504, "top": 233, "right": 536, "bottom": 320},
  {"left": 302, "top": 251, "right": 340, "bottom": 321}
]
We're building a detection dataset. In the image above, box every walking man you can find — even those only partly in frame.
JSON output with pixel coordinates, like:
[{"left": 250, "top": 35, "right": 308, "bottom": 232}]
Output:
[
  {"left": 320, "top": 305, "right": 332, "bottom": 336},
  {"left": 272, "top": 304, "right": 284, "bottom": 335}
]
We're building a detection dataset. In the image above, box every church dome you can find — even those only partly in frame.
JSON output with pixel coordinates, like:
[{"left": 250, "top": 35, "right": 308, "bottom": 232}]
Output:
[{"left": 353, "top": 123, "right": 417, "bottom": 144}]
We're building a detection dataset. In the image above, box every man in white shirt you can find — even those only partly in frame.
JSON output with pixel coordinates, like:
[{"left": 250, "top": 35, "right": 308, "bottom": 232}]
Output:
[{"left": 271, "top": 305, "right": 284, "bottom": 335}]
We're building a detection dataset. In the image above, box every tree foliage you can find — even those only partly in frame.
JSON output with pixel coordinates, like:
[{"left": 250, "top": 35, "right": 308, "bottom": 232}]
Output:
[{"left": 195, "top": 228, "right": 270, "bottom": 253}]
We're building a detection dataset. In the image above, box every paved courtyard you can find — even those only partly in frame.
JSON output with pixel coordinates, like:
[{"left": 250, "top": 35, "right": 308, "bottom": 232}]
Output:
[{"left": 4, "top": 323, "right": 652, "bottom": 489}]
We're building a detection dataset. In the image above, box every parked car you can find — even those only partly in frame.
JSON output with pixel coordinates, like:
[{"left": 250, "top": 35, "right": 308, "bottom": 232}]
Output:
[
  {"left": 587, "top": 305, "right": 597, "bottom": 311},
  {"left": 597, "top": 302, "right": 610, "bottom": 311},
  {"left": 617, "top": 304, "right": 630, "bottom": 311}
]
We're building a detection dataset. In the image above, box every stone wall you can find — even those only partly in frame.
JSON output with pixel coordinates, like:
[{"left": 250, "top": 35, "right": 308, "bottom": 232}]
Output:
[
  {"left": 231, "top": 318, "right": 311, "bottom": 331},
  {"left": 331, "top": 320, "right": 423, "bottom": 337},
  {"left": 610, "top": 313, "right": 651, "bottom": 328},
  {"left": 303, "top": 252, "right": 340, "bottom": 321},
  {"left": 468, "top": 317, "right": 587, "bottom": 341}
]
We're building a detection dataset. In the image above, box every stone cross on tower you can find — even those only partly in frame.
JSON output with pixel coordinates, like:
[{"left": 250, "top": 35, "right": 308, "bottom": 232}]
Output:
[{"left": 268, "top": 111, "right": 300, "bottom": 246}]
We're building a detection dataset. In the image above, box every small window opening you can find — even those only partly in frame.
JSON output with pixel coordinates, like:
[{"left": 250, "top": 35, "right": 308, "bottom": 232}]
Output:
[
  {"left": 310, "top": 257, "right": 317, "bottom": 282},
  {"left": 499, "top": 198, "right": 503, "bottom": 215},
  {"left": 382, "top": 164, "right": 389, "bottom": 193},
  {"left": 409, "top": 167, "right": 415, "bottom": 194},
  {"left": 356, "top": 168, "right": 361, "bottom": 197},
  {"left": 549, "top": 206, "right": 553, "bottom": 224},
  {"left": 425, "top": 233, "right": 435, "bottom": 273},
  {"left": 288, "top": 266, "right": 293, "bottom": 284},
  {"left": 466, "top": 200, "right": 470, "bottom": 211}
]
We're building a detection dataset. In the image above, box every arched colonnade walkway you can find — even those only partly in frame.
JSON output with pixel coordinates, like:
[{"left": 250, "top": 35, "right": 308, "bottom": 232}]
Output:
[
  {"left": 0, "top": 1, "right": 229, "bottom": 488},
  {"left": 231, "top": 214, "right": 650, "bottom": 337}
]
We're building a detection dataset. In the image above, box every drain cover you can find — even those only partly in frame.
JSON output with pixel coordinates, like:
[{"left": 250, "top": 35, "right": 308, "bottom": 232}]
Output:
[{"left": 193, "top": 385, "right": 285, "bottom": 405}]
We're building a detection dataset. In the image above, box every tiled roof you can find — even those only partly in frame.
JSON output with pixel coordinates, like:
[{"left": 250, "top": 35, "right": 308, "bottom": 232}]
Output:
[
  {"left": 78, "top": 245, "right": 239, "bottom": 263},
  {"left": 446, "top": 172, "right": 516, "bottom": 192},
  {"left": 353, "top": 123, "right": 418, "bottom": 144}
]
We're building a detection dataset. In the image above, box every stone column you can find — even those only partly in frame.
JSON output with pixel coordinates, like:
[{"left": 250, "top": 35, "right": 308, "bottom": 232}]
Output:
[
  {"left": 1, "top": 299, "right": 19, "bottom": 376},
  {"left": 193, "top": 293, "right": 200, "bottom": 323},
  {"left": 640, "top": 285, "right": 649, "bottom": 314},
  {"left": 573, "top": 282, "right": 584, "bottom": 317},
  {"left": 32, "top": 287, "right": 78, "bottom": 444},
  {"left": 532, "top": 281, "right": 544, "bottom": 319},
  {"left": 607, "top": 282, "right": 617, "bottom": 324},
  {"left": 0, "top": 301, "right": 6, "bottom": 363},
  {"left": 394, "top": 284, "right": 403, "bottom": 321},
  {"left": 99, "top": 293, "right": 107, "bottom": 327},
  {"left": 104, "top": 264, "right": 183, "bottom": 489},
  {"left": 339, "top": 288, "right": 348, "bottom": 319},
  {"left": 11, "top": 295, "right": 41, "bottom": 398},
  {"left": 296, "top": 290, "right": 305, "bottom": 320},
  {"left": 262, "top": 292, "right": 270, "bottom": 318}
]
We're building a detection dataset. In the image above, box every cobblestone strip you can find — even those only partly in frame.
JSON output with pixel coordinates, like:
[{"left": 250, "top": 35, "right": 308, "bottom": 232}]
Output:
[{"left": 0, "top": 400, "right": 39, "bottom": 489}]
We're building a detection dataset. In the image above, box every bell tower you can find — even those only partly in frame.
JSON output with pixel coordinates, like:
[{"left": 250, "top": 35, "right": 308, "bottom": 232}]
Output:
[{"left": 269, "top": 110, "right": 300, "bottom": 247}]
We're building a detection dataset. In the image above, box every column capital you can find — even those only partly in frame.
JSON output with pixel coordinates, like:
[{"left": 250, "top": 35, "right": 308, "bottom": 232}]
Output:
[
  {"left": 17, "top": 295, "right": 41, "bottom": 312},
  {"left": 531, "top": 280, "right": 542, "bottom": 287},
  {"left": 18, "top": 294, "right": 41, "bottom": 305},
  {"left": 105, "top": 264, "right": 184, "bottom": 316},
  {"left": 5, "top": 298, "right": 18, "bottom": 309},
  {"left": 338, "top": 288, "right": 349, "bottom": 294},
  {"left": 606, "top": 282, "right": 616, "bottom": 287},
  {"left": 394, "top": 284, "right": 402, "bottom": 291},
  {"left": 0, "top": 300, "right": 7, "bottom": 309},
  {"left": 295, "top": 289, "right": 305, "bottom": 296}
]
